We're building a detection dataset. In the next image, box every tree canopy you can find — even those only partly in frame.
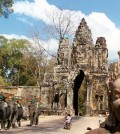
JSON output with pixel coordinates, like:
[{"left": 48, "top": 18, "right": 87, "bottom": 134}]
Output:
[
  {"left": 0, "top": 36, "right": 54, "bottom": 87},
  {"left": 0, "top": 0, "right": 14, "bottom": 18}
]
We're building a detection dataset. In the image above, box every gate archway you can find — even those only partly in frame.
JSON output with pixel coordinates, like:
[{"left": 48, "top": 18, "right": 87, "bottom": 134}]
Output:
[{"left": 73, "top": 70, "right": 85, "bottom": 116}]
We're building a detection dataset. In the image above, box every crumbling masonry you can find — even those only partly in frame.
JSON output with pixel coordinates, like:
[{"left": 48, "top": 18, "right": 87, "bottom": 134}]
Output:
[{"left": 41, "top": 18, "right": 108, "bottom": 115}]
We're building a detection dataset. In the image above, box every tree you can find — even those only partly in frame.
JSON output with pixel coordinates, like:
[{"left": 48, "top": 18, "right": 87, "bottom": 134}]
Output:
[
  {"left": 0, "top": 0, "right": 14, "bottom": 18},
  {"left": 22, "top": 47, "right": 47, "bottom": 86},
  {"left": 0, "top": 35, "right": 55, "bottom": 86},
  {"left": 0, "top": 36, "right": 37, "bottom": 86},
  {"left": 78, "top": 79, "right": 87, "bottom": 115},
  {"left": 23, "top": 29, "right": 50, "bottom": 86},
  {"left": 0, "top": 76, "right": 7, "bottom": 86},
  {"left": 45, "top": 57, "right": 57, "bottom": 73},
  {"left": 44, "top": 10, "right": 75, "bottom": 40},
  {"left": 0, "top": 38, "right": 26, "bottom": 85}
]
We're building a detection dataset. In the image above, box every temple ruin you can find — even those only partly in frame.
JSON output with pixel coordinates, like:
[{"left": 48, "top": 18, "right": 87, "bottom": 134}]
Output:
[
  {"left": 41, "top": 18, "right": 109, "bottom": 116},
  {"left": 109, "top": 51, "right": 120, "bottom": 82}
]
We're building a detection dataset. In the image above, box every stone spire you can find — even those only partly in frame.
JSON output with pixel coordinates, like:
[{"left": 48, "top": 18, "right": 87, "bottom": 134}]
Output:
[
  {"left": 74, "top": 18, "right": 93, "bottom": 46},
  {"left": 95, "top": 37, "right": 107, "bottom": 48},
  {"left": 57, "top": 38, "right": 71, "bottom": 66}
]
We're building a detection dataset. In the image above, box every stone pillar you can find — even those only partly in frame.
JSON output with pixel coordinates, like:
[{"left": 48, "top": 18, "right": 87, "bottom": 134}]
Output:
[
  {"left": 67, "top": 91, "right": 70, "bottom": 107},
  {"left": 65, "top": 81, "right": 71, "bottom": 113},
  {"left": 103, "top": 88, "right": 108, "bottom": 110},
  {"left": 102, "top": 93, "right": 106, "bottom": 110},
  {"left": 68, "top": 90, "right": 74, "bottom": 116},
  {"left": 86, "top": 75, "right": 92, "bottom": 115},
  {"left": 65, "top": 79, "right": 74, "bottom": 115},
  {"left": 86, "top": 81, "right": 90, "bottom": 115}
]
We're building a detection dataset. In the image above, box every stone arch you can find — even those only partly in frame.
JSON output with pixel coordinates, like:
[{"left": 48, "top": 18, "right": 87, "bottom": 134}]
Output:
[{"left": 73, "top": 70, "right": 85, "bottom": 116}]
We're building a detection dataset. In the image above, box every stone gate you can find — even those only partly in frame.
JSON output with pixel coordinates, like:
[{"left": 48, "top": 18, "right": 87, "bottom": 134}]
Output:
[{"left": 41, "top": 18, "right": 108, "bottom": 116}]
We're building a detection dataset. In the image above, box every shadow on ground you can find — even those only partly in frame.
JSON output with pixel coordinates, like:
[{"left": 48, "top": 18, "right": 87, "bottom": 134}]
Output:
[{"left": 0, "top": 116, "right": 82, "bottom": 134}]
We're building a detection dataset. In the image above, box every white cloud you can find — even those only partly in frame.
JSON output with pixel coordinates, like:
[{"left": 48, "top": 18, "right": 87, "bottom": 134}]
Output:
[
  {"left": 39, "top": 38, "right": 58, "bottom": 54},
  {"left": 13, "top": 0, "right": 120, "bottom": 61},
  {"left": 1, "top": 34, "right": 59, "bottom": 57},
  {"left": 17, "top": 17, "right": 33, "bottom": 26},
  {"left": 1, "top": 34, "right": 29, "bottom": 40},
  {"left": 13, "top": 0, "right": 58, "bottom": 24},
  {"left": 86, "top": 13, "right": 120, "bottom": 60}
]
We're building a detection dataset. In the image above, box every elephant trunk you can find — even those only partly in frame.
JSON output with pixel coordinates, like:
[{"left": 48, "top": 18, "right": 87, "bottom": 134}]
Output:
[{"left": 113, "top": 99, "right": 120, "bottom": 122}]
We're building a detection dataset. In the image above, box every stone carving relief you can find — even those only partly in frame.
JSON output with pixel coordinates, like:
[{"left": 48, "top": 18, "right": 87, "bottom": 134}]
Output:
[
  {"left": 57, "top": 38, "right": 71, "bottom": 66},
  {"left": 54, "top": 66, "right": 69, "bottom": 73},
  {"left": 41, "top": 18, "right": 108, "bottom": 115}
]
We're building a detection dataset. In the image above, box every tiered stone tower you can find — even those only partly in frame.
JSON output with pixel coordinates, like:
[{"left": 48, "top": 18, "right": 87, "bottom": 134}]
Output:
[
  {"left": 41, "top": 18, "right": 109, "bottom": 116},
  {"left": 109, "top": 51, "right": 120, "bottom": 82},
  {"left": 71, "top": 18, "right": 94, "bottom": 70}
]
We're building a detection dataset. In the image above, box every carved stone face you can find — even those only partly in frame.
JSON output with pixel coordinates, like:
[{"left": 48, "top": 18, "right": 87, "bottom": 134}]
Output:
[{"left": 112, "top": 78, "right": 120, "bottom": 121}]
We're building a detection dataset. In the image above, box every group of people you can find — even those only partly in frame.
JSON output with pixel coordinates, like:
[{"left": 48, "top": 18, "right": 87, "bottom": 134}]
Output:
[
  {"left": 0, "top": 93, "right": 73, "bottom": 130},
  {"left": 0, "top": 93, "right": 22, "bottom": 108},
  {"left": 0, "top": 93, "right": 38, "bottom": 108},
  {"left": 0, "top": 93, "right": 40, "bottom": 129}
]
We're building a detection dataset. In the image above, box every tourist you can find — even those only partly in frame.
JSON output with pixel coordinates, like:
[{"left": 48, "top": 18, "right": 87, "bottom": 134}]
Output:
[
  {"left": 66, "top": 114, "right": 72, "bottom": 124},
  {"left": 64, "top": 113, "right": 72, "bottom": 129},
  {"left": 16, "top": 100, "right": 22, "bottom": 108},
  {"left": 2, "top": 96, "right": 8, "bottom": 116},
  {"left": 31, "top": 96, "right": 37, "bottom": 104},
  {"left": 64, "top": 112, "right": 68, "bottom": 128},
  {"left": 106, "top": 111, "right": 109, "bottom": 118},
  {"left": 0, "top": 93, "right": 5, "bottom": 101},
  {"left": 98, "top": 114, "right": 102, "bottom": 125}
]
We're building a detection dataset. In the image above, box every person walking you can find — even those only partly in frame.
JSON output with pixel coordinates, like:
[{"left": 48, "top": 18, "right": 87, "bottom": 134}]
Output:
[
  {"left": 98, "top": 114, "right": 102, "bottom": 126},
  {"left": 65, "top": 114, "right": 72, "bottom": 129}
]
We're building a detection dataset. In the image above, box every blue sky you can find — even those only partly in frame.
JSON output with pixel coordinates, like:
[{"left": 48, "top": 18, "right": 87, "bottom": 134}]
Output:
[
  {"left": 48, "top": 0, "right": 120, "bottom": 24},
  {"left": 1, "top": 0, "right": 120, "bottom": 61}
]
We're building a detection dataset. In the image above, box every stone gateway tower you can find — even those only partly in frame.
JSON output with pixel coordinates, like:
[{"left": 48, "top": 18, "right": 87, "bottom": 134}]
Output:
[{"left": 41, "top": 18, "right": 108, "bottom": 116}]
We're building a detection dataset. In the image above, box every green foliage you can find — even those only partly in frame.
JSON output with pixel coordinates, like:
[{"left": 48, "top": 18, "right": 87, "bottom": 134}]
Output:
[
  {"left": 0, "top": 36, "right": 53, "bottom": 87},
  {"left": 0, "top": 35, "right": 8, "bottom": 45},
  {"left": 19, "top": 73, "right": 37, "bottom": 86},
  {"left": 22, "top": 50, "right": 47, "bottom": 86},
  {"left": 0, "top": 38, "right": 27, "bottom": 84},
  {"left": 0, "top": 36, "right": 38, "bottom": 86},
  {"left": 0, "top": 76, "right": 8, "bottom": 86},
  {"left": 0, "top": 0, "right": 14, "bottom": 18},
  {"left": 78, "top": 78, "right": 87, "bottom": 115},
  {"left": 79, "top": 103, "right": 86, "bottom": 116}
]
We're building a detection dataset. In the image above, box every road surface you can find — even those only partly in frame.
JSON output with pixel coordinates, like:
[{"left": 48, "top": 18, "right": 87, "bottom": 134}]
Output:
[{"left": 0, "top": 115, "right": 105, "bottom": 134}]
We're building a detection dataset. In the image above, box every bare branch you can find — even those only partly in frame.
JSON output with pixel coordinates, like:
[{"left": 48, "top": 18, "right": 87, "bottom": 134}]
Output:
[{"left": 44, "top": 10, "right": 76, "bottom": 40}]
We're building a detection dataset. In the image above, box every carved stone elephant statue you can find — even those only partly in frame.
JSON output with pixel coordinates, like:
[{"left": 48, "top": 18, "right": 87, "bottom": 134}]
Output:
[{"left": 86, "top": 78, "right": 120, "bottom": 134}]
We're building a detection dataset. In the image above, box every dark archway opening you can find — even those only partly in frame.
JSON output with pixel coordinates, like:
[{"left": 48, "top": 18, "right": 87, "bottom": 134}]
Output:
[{"left": 73, "top": 70, "right": 84, "bottom": 116}]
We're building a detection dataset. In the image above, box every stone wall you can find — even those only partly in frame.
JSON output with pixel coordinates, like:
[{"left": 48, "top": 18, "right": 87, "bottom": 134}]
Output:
[
  {"left": 41, "top": 18, "right": 109, "bottom": 115},
  {"left": 0, "top": 86, "right": 40, "bottom": 99}
]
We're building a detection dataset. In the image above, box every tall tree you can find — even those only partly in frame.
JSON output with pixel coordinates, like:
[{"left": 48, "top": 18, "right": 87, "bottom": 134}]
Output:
[
  {"left": 44, "top": 10, "right": 75, "bottom": 40},
  {"left": 0, "top": 0, "right": 14, "bottom": 18},
  {"left": 0, "top": 36, "right": 37, "bottom": 86},
  {"left": 24, "top": 30, "right": 49, "bottom": 86}
]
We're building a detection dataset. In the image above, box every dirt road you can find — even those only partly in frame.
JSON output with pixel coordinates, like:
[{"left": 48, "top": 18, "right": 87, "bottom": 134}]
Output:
[{"left": 0, "top": 115, "right": 104, "bottom": 134}]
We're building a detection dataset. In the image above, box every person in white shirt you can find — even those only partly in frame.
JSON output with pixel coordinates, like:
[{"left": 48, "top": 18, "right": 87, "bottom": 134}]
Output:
[
  {"left": 64, "top": 114, "right": 72, "bottom": 129},
  {"left": 98, "top": 114, "right": 102, "bottom": 125},
  {"left": 66, "top": 114, "right": 71, "bottom": 123}
]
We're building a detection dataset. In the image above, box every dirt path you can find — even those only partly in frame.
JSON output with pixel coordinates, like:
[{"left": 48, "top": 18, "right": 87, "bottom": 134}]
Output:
[{"left": 0, "top": 115, "right": 105, "bottom": 134}]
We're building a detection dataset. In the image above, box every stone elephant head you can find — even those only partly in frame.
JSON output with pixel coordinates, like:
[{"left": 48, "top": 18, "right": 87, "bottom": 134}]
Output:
[
  {"left": 110, "top": 78, "right": 120, "bottom": 122},
  {"left": 105, "top": 78, "right": 120, "bottom": 131},
  {"left": 85, "top": 78, "right": 120, "bottom": 134}
]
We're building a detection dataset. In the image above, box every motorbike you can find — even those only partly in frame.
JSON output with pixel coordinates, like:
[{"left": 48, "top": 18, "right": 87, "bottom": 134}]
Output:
[{"left": 64, "top": 122, "right": 71, "bottom": 130}]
